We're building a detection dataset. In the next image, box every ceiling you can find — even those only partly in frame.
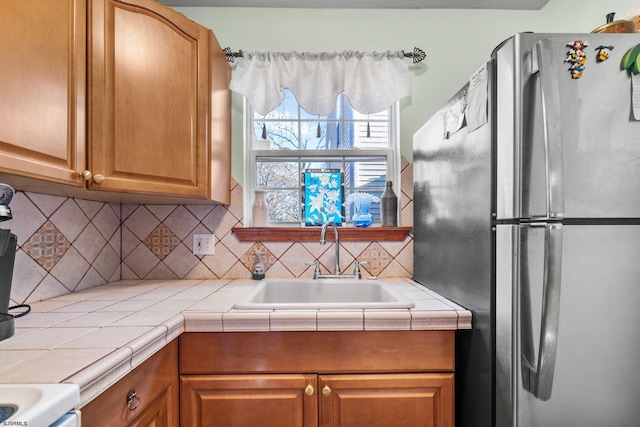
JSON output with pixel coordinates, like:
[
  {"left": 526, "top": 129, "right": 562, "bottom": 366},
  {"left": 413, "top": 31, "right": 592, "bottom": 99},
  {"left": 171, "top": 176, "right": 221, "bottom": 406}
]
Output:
[{"left": 158, "top": 0, "right": 550, "bottom": 10}]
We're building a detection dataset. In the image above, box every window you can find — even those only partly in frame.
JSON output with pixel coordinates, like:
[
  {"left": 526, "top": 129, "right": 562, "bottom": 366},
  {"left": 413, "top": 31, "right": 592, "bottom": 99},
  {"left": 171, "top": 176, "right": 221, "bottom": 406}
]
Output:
[{"left": 244, "top": 89, "right": 400, "bottom": 227}]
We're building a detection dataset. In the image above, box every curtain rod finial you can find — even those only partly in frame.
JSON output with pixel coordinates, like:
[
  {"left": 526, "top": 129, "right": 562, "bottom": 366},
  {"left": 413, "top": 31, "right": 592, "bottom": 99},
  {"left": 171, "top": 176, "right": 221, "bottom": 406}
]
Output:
[
  {"left": 404, "top": 47, "right": 426, "bottom": 64},
  {"left": 224, "top": 47, "right": 243, "bottom": 63}
]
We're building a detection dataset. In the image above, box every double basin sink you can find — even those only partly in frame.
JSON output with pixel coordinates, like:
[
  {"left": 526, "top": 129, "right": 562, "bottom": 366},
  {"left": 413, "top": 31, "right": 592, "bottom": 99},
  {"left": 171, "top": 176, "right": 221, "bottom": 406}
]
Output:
[{"left": 233, "top": 277, "right": 415, "bottom": 310}]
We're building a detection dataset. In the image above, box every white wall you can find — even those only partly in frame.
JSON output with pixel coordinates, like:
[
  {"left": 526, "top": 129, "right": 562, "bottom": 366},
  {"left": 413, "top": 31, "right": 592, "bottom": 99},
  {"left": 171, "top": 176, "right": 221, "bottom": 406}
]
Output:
[{"left": 176, "top": 0, "right": 640, "bottom": 184}]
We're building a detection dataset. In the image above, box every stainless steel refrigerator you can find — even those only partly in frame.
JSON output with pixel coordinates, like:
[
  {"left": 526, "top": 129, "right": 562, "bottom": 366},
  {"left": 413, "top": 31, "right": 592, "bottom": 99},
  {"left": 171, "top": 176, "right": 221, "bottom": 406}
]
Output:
[{"left": 413, "top": 33, "right": 640, "bottom": 427}]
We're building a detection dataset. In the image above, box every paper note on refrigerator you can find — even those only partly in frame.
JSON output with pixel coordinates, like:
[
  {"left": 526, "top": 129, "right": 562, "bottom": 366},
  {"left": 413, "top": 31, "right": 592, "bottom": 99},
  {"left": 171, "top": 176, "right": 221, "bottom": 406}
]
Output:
[
  {"left": 443, "top": 98, "right": 465, "bottom": 139},
  {"left": 632, "top": 74, "right": 640, "bottom": 121},
  {"left": 466, "top": 63, "right": 488, "bottom": 132}
]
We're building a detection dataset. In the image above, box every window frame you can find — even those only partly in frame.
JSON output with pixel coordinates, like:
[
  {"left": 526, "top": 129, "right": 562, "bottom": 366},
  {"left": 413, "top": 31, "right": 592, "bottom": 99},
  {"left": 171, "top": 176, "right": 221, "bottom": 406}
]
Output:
[{"left": 242, "top": 97, "right": 401, "bottom": 227}]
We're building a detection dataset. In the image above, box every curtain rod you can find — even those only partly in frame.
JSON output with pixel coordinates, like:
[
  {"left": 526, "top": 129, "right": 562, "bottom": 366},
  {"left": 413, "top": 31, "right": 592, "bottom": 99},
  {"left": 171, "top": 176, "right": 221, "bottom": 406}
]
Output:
[{"left": 222, "top": 47, "right": 426, "bottom": 64}]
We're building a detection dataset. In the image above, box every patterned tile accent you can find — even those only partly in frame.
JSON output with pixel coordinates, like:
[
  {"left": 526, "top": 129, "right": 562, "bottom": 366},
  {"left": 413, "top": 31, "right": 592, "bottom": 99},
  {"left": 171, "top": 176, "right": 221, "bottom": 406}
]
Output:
[
  {"left": 360, "top": 242, "right": 393, "bottom": 277},
  {"left": 143, "top": 224, "right": 180, "bottom": 260},
  {"left": 240, "top": 243, "right": 276, "bottom": 271},
  {"left": 5, "top": 194, "right": 121, "bottom": 306},
  {"left": 22, "top": 220, "right": 71, "bottom": 270},
  {"left": 7, "top": 156, "right": 415, "bottom": 305}
]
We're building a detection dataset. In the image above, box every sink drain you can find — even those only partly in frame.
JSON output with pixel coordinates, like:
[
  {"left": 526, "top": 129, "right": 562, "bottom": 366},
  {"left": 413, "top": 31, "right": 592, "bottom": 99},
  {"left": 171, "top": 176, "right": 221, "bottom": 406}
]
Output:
[{"left": 0, "top": 404, "right": 17, "bottom": 422}]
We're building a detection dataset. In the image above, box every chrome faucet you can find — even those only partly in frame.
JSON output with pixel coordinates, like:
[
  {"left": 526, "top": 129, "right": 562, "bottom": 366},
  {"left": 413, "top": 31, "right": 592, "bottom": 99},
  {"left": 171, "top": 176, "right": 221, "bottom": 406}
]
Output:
[
  {"left": 313, "top": 221, "right": 368, "bottom": 279},
  {"left": 320, "top": 221, "right": 341, "bottom": 275}
]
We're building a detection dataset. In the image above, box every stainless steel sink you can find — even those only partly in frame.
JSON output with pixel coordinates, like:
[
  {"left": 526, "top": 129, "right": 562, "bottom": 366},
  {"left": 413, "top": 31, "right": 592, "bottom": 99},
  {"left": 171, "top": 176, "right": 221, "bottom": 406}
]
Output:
[{"left": 233, "top": 278, "right": 415, "bottom": 310}]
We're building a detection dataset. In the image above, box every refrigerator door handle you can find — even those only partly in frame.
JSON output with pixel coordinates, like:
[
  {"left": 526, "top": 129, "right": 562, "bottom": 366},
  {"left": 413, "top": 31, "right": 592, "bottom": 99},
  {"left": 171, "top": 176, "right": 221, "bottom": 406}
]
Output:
[
  {"left": 523, "top": 222, "right": 563, "bottom": 401},
  {"left": 532, "top": 40, "right": 565, "bottom": 220}
]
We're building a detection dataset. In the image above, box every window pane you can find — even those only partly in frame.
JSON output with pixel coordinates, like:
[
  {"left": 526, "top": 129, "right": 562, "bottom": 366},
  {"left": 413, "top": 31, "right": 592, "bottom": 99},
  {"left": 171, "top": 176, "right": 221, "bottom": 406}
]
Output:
[
  {"left": 265, "top": 190, "right": 299, "bottom": 222},
  {"left": 334, "top": 120, "right": 354, "bottom": 149},
  {"left": 354, "top": 120, "right": 389, "bottom": 149},
  {"left": 343, "top": 159, "right": 387, "bottom": 189},
  {"left": 300, "top": 121, "right": 327, "bottom": 150},
  {"left": 256, "top": 161, "right": 299, "bottom": 189},
  {"left": 260, "top": 121, "right": 299, "bottom": 150}
]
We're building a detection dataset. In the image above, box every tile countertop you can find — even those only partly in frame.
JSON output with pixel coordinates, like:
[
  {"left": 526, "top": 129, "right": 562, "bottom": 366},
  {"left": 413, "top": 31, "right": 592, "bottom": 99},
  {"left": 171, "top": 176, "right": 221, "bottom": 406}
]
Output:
[{"left": 0, "top": 278, "right": 471, "bottom": 407}]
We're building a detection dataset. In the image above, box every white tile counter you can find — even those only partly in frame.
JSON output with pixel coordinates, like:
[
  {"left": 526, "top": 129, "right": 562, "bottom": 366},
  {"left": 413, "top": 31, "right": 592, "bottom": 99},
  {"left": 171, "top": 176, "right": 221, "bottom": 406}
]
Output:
[{"left": 0, "top": 278, "right": 470, "bottom": 407}]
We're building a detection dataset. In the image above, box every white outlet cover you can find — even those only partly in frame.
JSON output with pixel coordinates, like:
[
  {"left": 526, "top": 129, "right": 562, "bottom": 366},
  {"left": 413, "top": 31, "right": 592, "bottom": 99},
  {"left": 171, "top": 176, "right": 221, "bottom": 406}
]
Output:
[{"left": 193, "top": 234, "right": 215, "bottom": 255}]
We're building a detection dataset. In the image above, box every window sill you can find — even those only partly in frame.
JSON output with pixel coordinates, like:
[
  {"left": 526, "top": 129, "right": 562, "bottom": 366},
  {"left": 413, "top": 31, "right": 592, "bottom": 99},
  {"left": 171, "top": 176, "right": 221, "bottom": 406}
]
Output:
[{"left": 232, "top": 226, "right": 413, "bottom": 242}]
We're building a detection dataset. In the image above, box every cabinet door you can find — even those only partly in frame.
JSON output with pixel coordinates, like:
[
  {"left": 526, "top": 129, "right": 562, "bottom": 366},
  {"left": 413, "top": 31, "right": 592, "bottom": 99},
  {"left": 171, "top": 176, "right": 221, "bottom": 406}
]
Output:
[
  {"left": 181, "top": 374, "right": 318, "bottom": 427},
  {"left": 128, "top": 387, "right": 172, "bottom": 427},
  {"left": 81, "top": 340, "right": 179, "bottom": 426},
  {"left": 0, "top": 0, "right": 86, "bottom": 186},
  {"left": 89, "top": 0, "right": 213, "bottom": 198},
  {"left": 319, "top": 374, "right": 454, "bottom": 427}
]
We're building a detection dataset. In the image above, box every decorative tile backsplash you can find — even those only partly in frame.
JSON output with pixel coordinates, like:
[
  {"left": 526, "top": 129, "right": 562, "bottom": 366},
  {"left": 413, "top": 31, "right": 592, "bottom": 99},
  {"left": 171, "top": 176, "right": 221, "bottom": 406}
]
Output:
[
  {"left": 3, "top": 158, "right": 414, "bottom": 306},
  {"left": 3, "top": 194, "right": 122, "bottom": 306},
  {"left": 22, "top": 220, "right": 72, "bottom": 270}
]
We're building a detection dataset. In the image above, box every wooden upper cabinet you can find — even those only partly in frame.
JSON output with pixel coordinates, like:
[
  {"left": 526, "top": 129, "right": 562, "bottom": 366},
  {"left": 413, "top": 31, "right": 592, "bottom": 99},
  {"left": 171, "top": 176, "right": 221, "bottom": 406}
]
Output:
[
  {"left": 0, "top": 0, "right": 86, "bottom": 187},
  {"left": 89, "top": 0, "right": 231, "bottom": 203},
  {"left": 0, "top": 0, "right": 230, "bottom": 203},
  {"left": 208, "top": 29, "right": 232, "bottom": 205}
]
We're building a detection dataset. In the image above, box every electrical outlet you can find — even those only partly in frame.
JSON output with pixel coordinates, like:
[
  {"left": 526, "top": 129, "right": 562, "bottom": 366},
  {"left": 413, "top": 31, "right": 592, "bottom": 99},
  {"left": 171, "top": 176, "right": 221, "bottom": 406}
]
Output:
[{"left": 193, "top": 233, "right": 215, "bottom": 255}]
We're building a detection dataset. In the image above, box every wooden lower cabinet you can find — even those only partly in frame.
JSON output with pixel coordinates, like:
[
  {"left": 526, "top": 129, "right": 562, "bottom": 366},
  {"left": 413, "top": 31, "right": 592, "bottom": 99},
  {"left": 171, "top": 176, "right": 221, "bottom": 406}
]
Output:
[
  {"left": 179, "top": 331, "right": 455, "bottom": 427},
  {"left": 319, "top": 373, "right": 453, "bottom": 427},
  {"left": 181, "top": 374, "right": 318, "bottom": 427},
  {"left": 81, "top": 340, "right": 179, "bottom": 427},
  {"left": 181, "top": 373, "right": 453, "bottom": 427}
]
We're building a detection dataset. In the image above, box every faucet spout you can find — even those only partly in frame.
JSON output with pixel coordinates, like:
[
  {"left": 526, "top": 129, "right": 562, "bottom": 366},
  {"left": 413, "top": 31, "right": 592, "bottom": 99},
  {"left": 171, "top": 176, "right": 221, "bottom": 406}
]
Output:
[{"left": 320, "top": 221, "right": 341, "bottom": 275}]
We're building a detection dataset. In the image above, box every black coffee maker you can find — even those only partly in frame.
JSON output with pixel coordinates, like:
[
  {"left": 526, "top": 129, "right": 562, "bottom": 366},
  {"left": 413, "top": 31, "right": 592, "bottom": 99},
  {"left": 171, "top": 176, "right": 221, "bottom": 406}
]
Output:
[{"left": 0, "top": 184, "right": 17, "bottom": 342}]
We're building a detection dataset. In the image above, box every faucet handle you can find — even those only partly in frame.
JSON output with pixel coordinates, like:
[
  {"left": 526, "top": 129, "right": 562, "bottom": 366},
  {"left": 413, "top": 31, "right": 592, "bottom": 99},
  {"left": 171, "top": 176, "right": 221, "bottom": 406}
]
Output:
[
  {"left": 353, "top": 260, "right": 370, "bottom": 279},
  {"left": 305, "top": 260, "right": 321, "bottom": 279}
]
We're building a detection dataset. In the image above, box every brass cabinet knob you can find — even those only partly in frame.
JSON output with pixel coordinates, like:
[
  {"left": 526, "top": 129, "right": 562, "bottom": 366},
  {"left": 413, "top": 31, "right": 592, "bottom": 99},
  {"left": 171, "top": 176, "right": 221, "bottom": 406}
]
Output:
[
  {"left": 80, "top": 170, "right": 105, "bottom": 184},
  {"left": 305, "top": 384, "right": 314, "bottom": 396},
  {"left": 126, "top": 389, "right": 140, "bottom": 411},
  {"left": 322, "top": 385, "right": 331, "bottom": 397}
]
